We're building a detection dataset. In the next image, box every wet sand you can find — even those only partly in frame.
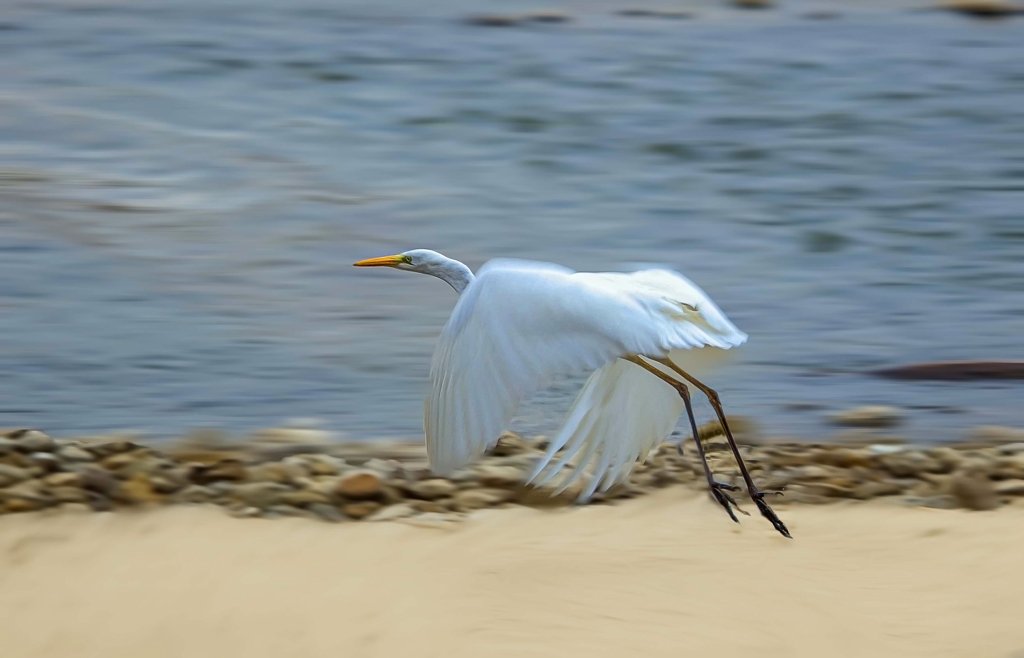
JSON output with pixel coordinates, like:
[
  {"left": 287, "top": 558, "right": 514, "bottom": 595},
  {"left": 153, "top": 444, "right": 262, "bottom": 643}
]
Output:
[{"left": 2, "top": 490, "right": 1022, "bottom": 658}]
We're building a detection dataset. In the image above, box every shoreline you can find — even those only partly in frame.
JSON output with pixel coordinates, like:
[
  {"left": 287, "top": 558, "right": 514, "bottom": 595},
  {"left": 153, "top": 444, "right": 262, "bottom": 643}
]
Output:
[{"left": 2, "top": 422, "right": 1023, "bottom": 523}]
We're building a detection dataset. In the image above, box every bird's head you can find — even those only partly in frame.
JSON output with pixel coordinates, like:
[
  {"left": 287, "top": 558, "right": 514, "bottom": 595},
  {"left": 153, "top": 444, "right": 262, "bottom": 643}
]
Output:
[
  {"left": 354, "top": 249, "right": 473, "bottom": 293},
  {"left": 353, "top": 249, "right": 449, "bottom": 274}
]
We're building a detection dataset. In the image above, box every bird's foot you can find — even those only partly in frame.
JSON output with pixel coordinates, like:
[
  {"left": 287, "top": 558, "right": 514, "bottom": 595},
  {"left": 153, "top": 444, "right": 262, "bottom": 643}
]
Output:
[
  {"left": 708, "top": 480, "right": 749, "bottom": 523},
  {"left": 750, "top": 488, "right": 792, "bottom": 539}
]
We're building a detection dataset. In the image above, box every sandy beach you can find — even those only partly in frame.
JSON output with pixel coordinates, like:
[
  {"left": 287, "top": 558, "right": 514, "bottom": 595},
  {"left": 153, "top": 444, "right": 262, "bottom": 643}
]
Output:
[{"left": 2, "top": 490, "right": 1022, "bottom": 658}]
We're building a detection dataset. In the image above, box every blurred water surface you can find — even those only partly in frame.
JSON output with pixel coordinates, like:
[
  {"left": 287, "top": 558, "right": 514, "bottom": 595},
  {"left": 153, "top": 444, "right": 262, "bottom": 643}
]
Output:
[{"left": 1, "top": 0, "right": 1023, "bottom": 440}]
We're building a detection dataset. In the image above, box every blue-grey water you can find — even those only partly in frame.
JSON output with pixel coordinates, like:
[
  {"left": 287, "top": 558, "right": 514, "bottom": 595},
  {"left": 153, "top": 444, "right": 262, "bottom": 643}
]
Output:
[{"left": 1, "top": 0, "right": 1022, "bottom": 441}]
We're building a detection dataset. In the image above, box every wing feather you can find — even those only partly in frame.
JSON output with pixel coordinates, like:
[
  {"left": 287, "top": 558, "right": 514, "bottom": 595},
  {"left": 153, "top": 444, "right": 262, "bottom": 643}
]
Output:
[{"left": 424, "top": 259, "right": 747, "bottom": 477}]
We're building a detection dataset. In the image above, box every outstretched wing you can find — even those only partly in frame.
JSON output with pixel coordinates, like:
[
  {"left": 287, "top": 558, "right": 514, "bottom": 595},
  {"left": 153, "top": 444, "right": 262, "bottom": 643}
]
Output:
[{"left": 424, "top": 260, "right": 746, "bottom": 476}]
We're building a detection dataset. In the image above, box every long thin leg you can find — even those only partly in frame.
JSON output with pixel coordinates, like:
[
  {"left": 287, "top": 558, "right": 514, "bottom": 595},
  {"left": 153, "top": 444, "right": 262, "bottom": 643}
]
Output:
[
  {"left": 654, "top": 357, "right": 791, "bottom": 539},
  {"left": 624, "top": 356, "right": 746, "bottom": 522}
]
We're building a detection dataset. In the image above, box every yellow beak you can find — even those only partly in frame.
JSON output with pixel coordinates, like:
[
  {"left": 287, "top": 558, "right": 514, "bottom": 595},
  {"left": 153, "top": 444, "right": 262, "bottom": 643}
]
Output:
[{"left": 353, "top": 254, "right": 408, "bottom": 268}]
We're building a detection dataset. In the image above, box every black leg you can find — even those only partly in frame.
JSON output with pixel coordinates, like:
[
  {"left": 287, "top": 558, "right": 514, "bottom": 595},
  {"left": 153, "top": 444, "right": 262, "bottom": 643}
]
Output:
[
  {"left": 655, "top": 359, "right": 792, "bottom": 539},
  {"left": 624, "top": 357, "right": 747, "bottom": 523}
]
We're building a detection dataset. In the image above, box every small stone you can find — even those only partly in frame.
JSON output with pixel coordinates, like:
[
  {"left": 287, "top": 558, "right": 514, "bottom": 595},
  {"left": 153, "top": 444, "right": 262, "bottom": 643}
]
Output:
[
  {"left": 362, "top": 458, "right": 399, "bottom": 478},
  {"left": 44, "top": 472, "right": 81, "bottom": 487},
  {"left": 513, "top": 480, "right": 584, "bottom": 507},
  {"left": 998, "top": 442, "right": 1024, "bottom": 455},
  {"left": 814, "top": 448, "right": 873, "bottom": 469},
  {"left": 229, "top": 506, "right": 261, "bottom": 519},
  {"left": 5, "top": 498, "right": 42, "bottom": 512},
  {"left": 12, "top": 430, "right": 55, "bottom": 453},
  {"left": 0, "top": 463, "right": 31, "bottom": 487},
  {"left": 411, "top": 500, "right": 449, "bottom": 513},
  {"left": 948, "top": 474, "right": 999, "bottom": 511},
  {"left": 336, "top": 470, "right": 383, "bottom": 498},
  {"left": 2, "top": 480, "right": 51, "bottom": 511},
  {"left": 342, "top": 500, "right": 382, "bottom": 519},
  {"left": 310, "top": 503, "right": 345, "bottom": 522},
  {"left": 830, "top": 406, "right": 903, "bottom": 428},
  {"left": 29, "top": 452, "right": 60, "bottom": 471},
  {"left": 191, "top": 459, "right": 247, "bottom": 484},
  {"left": 301, "top": 454, "right": 345, "bottom": 476},
  {"left": 264, "top": 505, "right": 313, "bottom": 519},
  {"left": 247, "top": 462, "right": 304, "bottom": 485},
  {"left": 278, "top": 489, "right": 331, "bottom": 506},
  {"left": 229, "top": 482, "right": 290, "bottom": 508},
  {"left": 476, "top": 465, "right": 524, "bottom": 488},
  {"left": 175, "top": 485, "right": 217, "bottom": 503},
  {"left": 85, "top": 439, "right": 141, "bottom": 458},
  {"left": 57, "top": 445, "right": 94, "bottom": 462},
  {"left": 0, "top": 437, "right": 14, "bottom": 455},
  {"left": 995, "top": 479, "right": 1024, "bottom": 496},
  {"left": 116, "top": 474, "right": 160, "bottom": 505},
  {"left": 490, "top": 432, "right": 528, "bottom": 456},
  {"left": 102, "top": 452, "right": 144, "bottom": 471},
  {"left": 852, "top": 480, "right": 905, "bottom": 500},
  {"left": 366, "top": 503, "right": 416, "bottom": 521},
  {"left": 406, "top": 478, "right": 458, "bottom": 500},
  {"left": 452, "top": 488, "right": 513, "bottom": 511},
  {"left": 732, "top": 0, "right": 773, "bottom": 8},
  {"left": 877, "top": 451, "right": 942, "bottom": 477},
  {"left": 77, "top": 466, "right": 120, "bottom": 496}
]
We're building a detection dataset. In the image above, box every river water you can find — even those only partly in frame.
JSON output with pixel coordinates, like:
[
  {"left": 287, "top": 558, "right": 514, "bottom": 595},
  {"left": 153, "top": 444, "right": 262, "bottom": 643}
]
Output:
[{"left": 1, "top": 0, "right": 1022, "bottom": 441}]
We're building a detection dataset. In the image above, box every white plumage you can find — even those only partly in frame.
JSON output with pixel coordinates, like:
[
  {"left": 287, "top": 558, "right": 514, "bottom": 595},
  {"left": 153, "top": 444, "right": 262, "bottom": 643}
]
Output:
[{"left": 418, "top": 258, "right": 747, "bottom": 496}]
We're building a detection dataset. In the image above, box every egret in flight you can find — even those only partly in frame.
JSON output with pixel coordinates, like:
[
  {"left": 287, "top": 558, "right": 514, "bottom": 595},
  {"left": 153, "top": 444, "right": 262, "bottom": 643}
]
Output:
[{"left": 354, "top": 250, "right": 789, "bottom": 537}]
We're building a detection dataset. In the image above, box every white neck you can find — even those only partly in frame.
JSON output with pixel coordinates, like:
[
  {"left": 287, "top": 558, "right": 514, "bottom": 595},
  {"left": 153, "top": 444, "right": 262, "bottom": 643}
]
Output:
[{"left": 429, "top": 258, "right": 474, "bottom": 294}]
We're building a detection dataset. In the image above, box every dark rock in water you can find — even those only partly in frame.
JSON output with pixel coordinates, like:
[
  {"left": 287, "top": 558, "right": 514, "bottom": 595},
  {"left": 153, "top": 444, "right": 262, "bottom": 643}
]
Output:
[
  {"left": 802, "top": 9, "right": 841, "bottom": 19},
  {"left": 732, "top": 0, "right": 773, "bottom": 8},
  {"left": 523, "top": 11, "right": 571, "bottom": 23},
  {"left": 616, "top": 8, "right": 695, "bottom": 19},
  {"left": 936, "top": 0, "right": 1023, "bottom": 17},
  {"left": 872, "top": 360, "right": 1024, "bottom": 381},
  {"left": 465, "top": 14, "right": 522, "bottom": 27}
]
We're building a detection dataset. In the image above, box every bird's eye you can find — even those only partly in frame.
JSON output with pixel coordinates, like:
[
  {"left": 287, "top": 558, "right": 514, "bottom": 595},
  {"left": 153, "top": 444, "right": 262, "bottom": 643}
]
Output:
[{"left": 402, "top": 255, "right": 413, "bottom": 265}]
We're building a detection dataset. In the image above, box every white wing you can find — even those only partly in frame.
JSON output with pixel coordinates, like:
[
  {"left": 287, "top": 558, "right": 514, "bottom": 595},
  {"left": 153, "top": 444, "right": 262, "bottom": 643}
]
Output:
[
  {"left": 526, "top": 347, "right": 739, "bottom": 500},
  {"left": 425, "top": 259, "right": 746, "bottom": 476}
]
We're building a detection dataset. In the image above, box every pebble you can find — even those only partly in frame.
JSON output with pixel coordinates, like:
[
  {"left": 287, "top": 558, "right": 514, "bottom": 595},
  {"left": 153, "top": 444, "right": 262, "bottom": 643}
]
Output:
[
  {"left": 342, "top": 501, "right": 382, "bottom": 519},
  {"left": 366, "top": 503, "right": 416, "bottom": 522},
  {"left": 0, "top": 464, "right": 31, "bottom": 487},
  {"left": 57, "top": 445, "right": 94, "bottom": 462},
  {"left": 116, "top": 474, "right": 160, "bottom": 505},
  {"left": 229, "top": 482, "right": 290, "bottom": 508},
  {"left": 406, "top": 478, "right": 458, "bottom": 500},
  {"left": 191, "top": 459, "right": 247, "bottom": 484},
  {"left": 948, "top": 474, "right": 1000, "bottom": 511},
  {"left": 830, "top": 406, "right": 903, "bottom": 428},
  {"left": 310, "top": 503, "right": 345, "bottom": 522},
  {"left": 476, "top": 465, "right": 524, "bottom": 488},
  {"left": 0, "top": 437, "right": 15, "bottom": 455},
  {"left": 175, "top": 485, "right": 217, "bottom": 503},
  {"left": 336, "top": 470, "right": 383, "bottom": 498},
  {"left": 453, "top": 488, "right": 513, "bottom": 511},
  {"left": 995, "top": 479, "right": 1024, "bottom": 496},
  {"left": 13, "top": 430, "right": 55, "bottom": 453}
]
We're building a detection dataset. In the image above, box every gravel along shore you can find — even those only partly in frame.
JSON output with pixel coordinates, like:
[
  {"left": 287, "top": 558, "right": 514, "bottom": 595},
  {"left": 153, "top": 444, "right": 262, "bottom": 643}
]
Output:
[{"left": 2, "top": 420, "right": 1024, "bottom": 523}]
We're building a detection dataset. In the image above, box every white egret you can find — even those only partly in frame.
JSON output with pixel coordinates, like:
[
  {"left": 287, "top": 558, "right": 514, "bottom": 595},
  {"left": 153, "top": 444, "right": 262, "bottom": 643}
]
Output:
[{"left": 354, "top": 249, "right": 789, "bottom": 537}]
